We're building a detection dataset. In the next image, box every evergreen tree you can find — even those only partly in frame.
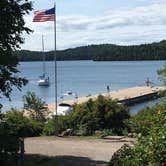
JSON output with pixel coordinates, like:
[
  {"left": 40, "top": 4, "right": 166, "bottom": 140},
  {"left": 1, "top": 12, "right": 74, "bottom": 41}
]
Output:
[{"left": 16, "top": 40, "right": 166, "bottom": 61}]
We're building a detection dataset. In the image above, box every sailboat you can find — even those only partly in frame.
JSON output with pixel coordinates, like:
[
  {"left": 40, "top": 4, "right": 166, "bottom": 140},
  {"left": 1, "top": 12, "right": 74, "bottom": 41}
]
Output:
[{"left": 38, "top": 35, "right": 50, "bottom": 86}]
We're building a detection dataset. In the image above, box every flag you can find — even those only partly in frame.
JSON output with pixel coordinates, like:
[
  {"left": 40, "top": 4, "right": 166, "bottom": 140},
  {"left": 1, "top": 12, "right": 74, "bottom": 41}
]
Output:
[{"left": 33, "top": 7, "right": 55, "bottom": 22}]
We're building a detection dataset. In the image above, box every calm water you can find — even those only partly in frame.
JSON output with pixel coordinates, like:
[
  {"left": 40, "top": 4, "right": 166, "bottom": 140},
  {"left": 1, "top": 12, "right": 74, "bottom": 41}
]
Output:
[{"left": 1, "top": 60, "right": 166, "bottom": 113}]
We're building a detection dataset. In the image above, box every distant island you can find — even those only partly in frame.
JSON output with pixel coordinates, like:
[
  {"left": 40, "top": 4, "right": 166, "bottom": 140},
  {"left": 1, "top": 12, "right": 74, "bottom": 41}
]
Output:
[{"left": 16, "top": 40, "right": 166, "bottom": 61}]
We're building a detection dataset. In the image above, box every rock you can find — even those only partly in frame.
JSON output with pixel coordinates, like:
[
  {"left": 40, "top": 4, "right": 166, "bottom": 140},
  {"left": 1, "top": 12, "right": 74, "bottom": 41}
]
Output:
[
  {"left": 104, "top": 136, "right": 125, "bottom": 140},
  {"left": 60, "top": 128, "right": 73, "bottom": 137},
  {"left": 95, "top": 130, "right": 102, "bottom": 135},
  {"left": 128, "top": 133, "right": 137, "bottom": 137}
]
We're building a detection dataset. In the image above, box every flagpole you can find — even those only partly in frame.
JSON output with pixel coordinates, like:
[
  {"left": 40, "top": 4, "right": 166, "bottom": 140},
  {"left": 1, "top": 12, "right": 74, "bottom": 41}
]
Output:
[{"left": 54, "top": 3, "right": 58, "bottom": 136}]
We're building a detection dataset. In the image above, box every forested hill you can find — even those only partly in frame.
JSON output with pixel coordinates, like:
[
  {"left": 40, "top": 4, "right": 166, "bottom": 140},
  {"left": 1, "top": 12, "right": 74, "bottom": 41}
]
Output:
[{"left": 16, "top": 40, "right": 166, "bottom": 61}]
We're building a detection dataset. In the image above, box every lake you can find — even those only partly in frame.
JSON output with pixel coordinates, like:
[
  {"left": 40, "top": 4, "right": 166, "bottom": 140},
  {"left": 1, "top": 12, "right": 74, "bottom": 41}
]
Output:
[{"left": 1, "top": 60, "right": 166, "bottom": 113}]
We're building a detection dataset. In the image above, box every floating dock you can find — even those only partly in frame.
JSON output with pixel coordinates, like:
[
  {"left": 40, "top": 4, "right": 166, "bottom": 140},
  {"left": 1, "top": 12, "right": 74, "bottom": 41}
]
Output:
[{"left": 48, "top": 86, "right": 165, "bottom": 113}]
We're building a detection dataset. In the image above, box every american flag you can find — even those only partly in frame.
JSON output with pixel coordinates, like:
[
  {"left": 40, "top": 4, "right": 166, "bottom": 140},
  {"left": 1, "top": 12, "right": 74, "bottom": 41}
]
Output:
[{"left": 33, "top": 7, "right": 55, "bottom": 22}]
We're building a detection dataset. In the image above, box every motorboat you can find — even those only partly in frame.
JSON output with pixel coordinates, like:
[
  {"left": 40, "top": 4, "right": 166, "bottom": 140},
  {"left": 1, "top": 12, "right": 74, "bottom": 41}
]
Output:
[{"left": 54, "top": 103, "right": 72, "bottom": 115}]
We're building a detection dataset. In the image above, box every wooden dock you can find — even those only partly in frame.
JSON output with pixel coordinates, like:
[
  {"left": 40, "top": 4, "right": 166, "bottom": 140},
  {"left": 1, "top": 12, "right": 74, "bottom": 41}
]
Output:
[{"left": 48, "top": 86, "right": 165, "bottom": 112}]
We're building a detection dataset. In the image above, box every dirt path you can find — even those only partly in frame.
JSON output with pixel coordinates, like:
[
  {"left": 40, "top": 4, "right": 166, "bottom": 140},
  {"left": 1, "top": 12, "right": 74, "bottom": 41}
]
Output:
[{"left": 25, "top": 136, "right": 134, "bottom": 166}]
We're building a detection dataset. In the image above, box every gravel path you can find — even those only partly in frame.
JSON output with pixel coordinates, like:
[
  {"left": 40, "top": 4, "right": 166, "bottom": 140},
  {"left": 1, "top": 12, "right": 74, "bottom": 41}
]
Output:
[{"left": 25, "top": 136, "right": 134, "bottom": 166}]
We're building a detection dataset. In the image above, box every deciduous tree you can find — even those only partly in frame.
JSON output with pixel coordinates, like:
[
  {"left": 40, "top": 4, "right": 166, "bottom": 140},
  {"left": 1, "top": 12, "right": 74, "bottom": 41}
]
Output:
[{"left": 0, "top": 0, "right": 33, "bottom": 109}]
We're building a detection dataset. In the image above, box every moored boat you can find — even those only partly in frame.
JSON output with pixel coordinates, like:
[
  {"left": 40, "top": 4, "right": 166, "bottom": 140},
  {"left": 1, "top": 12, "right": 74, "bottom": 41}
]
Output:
[{"left": 38, "top": 35, "right": 50, "bottom": 86}]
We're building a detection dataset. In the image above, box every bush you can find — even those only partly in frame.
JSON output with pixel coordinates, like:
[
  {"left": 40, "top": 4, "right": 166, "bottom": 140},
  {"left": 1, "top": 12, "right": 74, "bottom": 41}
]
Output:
[
  {"left": 43, "top": 96, "right": 130, "bottom": 136},
  {"left": 109, "top": 102, "right": 166, "bottom": 166},
  {"left": 4, "top": 110, "right": 44, "bottom": 137},
  {"left": 42, "top": 119, "right": 55, "bottom": 136},
  {"left": 128, "top": 106, "right": 156, "bottom": 136},
  {"left": 69, "top": 95, "right": 130, "bottom": 135},
  {"left": 43, "top": 115, "right": 72, "bottom": 136},
  {"left": 74, "top": 125, "right": 91, "bottom": 136},
  {"left": 0, "top": 119, "right": 20, "bottom": 164},
  {"left": 129, "top": 101, "right": 166, "bottom": 136},
  {"left": 30, "top": 120, "right": 44, "bottom": 137},
  {"left": 100, "top": 129, "right": 113, "bottom": 138},
  {"left": 109, "top": 144, "right": 135, "bottom": 166},
  {"left": 0, "top": 110, "right": 45, "bottom": 164}
]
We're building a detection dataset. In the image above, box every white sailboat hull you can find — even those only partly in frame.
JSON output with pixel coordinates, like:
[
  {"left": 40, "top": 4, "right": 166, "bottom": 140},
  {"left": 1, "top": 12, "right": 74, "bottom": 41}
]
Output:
[{"left": 38, "top": 78, "right": 50, "bottom": 86}]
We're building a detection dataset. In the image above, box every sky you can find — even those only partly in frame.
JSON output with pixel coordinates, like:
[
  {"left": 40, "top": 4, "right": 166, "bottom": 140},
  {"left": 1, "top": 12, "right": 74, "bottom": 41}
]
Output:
[{"left": 22, "top": 0, "right": 166, "bottom": 51}]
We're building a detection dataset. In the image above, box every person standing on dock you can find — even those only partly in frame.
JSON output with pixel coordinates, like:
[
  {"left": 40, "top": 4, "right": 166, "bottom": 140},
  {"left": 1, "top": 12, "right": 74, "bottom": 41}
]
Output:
[
  {"left": 146, "top": 78, "right": 150, "bottom": 87},
  {"left": 107, "top": 85, "right": 110, "bottom": 93}
]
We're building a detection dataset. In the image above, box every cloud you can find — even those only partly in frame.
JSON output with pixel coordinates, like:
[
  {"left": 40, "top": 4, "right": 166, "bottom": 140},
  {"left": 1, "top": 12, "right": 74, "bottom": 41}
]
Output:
[
  {"left": 22, "top": 0, "right": 166, "bottom": 50},
  {"left": 55, "top": 1, "right": 166, "bottom": 32}
]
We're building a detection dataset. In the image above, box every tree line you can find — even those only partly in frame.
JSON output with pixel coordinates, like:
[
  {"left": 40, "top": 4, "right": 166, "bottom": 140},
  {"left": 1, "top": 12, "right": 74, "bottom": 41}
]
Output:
[{"left": 16, "top": 40, "right": 166, "bottom": 61}]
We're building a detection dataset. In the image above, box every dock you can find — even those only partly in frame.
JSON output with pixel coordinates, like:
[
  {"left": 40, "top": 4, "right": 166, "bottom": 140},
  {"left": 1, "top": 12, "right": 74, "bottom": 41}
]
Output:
[{"left": 48, "top": 86, "right": 165, "bottom": 113}]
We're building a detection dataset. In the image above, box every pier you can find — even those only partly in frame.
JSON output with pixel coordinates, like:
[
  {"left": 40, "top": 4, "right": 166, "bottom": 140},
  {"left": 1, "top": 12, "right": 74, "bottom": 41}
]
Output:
[{"left": 48, "top": 86, "right": 165, "bottom": 113}]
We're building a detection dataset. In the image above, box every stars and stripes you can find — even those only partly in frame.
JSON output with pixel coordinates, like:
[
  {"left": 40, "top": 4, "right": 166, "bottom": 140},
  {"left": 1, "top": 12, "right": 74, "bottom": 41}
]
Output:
[{"left": 33, "top": 7, "right": 55, "bottom": 22}]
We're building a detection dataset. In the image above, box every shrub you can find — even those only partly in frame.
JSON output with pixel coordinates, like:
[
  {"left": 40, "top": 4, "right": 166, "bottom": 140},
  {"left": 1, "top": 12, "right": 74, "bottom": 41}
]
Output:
[
  {"left": 43, "top": 96, "right": 130, "bottom": 136},
  {"left": 0, "top": 110, "right": 45, "bottom": 164},
  {"left": 0, "top": 112, "right": 20, "bottom": 164},
  {"left": 4, "top": 110, "right": 44, "bottom": 137},
  {"left": 69, "top": 95, "right": 130, "bottom": 135},
  {"left": 42, "top": 119, "right": 55, "bottom": 136},
  {"left": 74, "top": 125, "right": 91, "bottom": 136},
  {"left": 30, "top": 120, "right": 44, "bottom": 137},
  {"left": 129, "top": 101, "right": 166, "bottom": 136},
  {"left": 43, "top": 115, "right": 72, "bottom": 136},
  {"left": 109, "top": 144, "right": 135, "bottom": 166},
  {"left": 109, "top": 102, "right": 166, "bottom": 166},
  {"left": 128, "top": 106, "right": 157, "bottom": 136},
  {"left": 100, "top": 129, "right": 113, "bottom": 138}
]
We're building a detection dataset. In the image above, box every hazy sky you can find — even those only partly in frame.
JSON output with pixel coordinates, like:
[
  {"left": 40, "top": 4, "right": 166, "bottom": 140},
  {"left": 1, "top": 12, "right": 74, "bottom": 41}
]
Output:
[{"left": 22, "top": 0, "right": 166, "bottom": 51}]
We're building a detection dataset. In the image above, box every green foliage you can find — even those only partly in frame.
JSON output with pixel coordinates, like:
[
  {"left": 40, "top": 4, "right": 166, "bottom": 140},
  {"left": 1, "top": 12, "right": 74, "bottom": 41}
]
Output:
[
  {"left": 69, "top": 95, "right": 130, "bottom": 135},
  {"left": 4, "top": 110, "right": 44, "bottom": 137},
  {"left": 42, "top": 115, "right": 71, "bottom": 136},
  {"left": 0, "top": 110, "right": 45, "bottom": 164},
  {"left": 93, "top": 40, "right": 166, "bottom": 61},
  {"left": 129, "top": 101, "right": 166, "bottom": 136},
  {"left": 0, "top": 111, "right": 20, "bottom": 164},
  {"left": 16, "top": 40, "right": 166, "bottom": 61},
  {"left": 74, "top": 125, "right": 91, "bottom": 136},
  {"left": 57, "top": 115, "right": 71, "bottom": 133},
  {"left": 44, "top": 96, "right": 130, "bottom": 136},
  {"left": 29, "top": 120, "right": 44, "bottom": 137},
  {"left": 0, "top": 0, "right": 32, "bottom": 109},
  {"left": 100, "top": 129, "right": 113, "bottom": 138},
  {"left": 128, "top": 106, "right": 157, "bottom": 136},
  {"left": 109, "top": 102, "right": 166, "bottom": 166},
  {"left": 109, "top": 144, "right": 135, "bottom": 166},
  {"left": 42, "top": 119, "right": 55, "bottom": 136},
  {"left": 109, "top": 64, "right": 166, "bottom": 166},
  {"left": 23, "top": 91, "right": 48, "bottom": 122},
  {"left": 0, "top": 119, "right": 20, "bottom": 164}
]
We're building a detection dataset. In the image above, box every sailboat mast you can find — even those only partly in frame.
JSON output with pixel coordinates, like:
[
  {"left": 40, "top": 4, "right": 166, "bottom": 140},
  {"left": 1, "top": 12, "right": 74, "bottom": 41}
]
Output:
[{"left": 42, "top": 35, "right": 46, "bottom": 75}]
